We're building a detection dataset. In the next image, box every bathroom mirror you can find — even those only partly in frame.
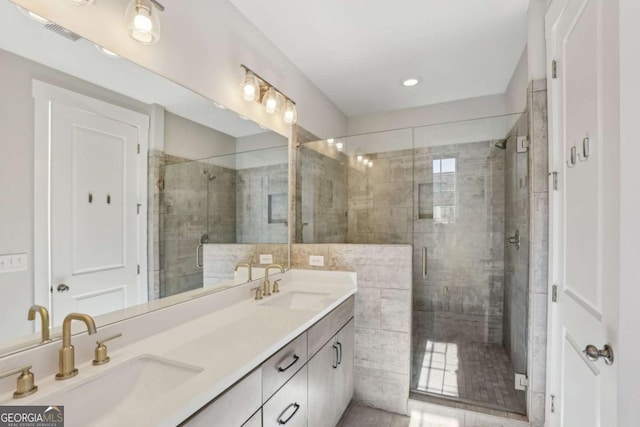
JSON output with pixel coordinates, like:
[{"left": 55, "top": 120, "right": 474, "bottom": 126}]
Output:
[{"left": 0, "top": 1, "right": 289, "bottom": 356}]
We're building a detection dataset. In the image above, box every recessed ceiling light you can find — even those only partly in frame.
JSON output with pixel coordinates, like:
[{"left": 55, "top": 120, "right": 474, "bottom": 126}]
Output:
[
  {"left": 95, "top": 44, "right": 120, "bottom": 58},
  {"left": 401, "top": 77, "right": 421, "bottom": 87}
]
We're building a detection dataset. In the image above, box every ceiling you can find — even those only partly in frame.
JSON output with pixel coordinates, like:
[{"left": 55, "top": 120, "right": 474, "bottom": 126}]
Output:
[
  {"left": 0, "top": 1, "right": 267, "bottom": 138},
  {"left": 230, "top": 0, "right": 529, "bottom": 117}
]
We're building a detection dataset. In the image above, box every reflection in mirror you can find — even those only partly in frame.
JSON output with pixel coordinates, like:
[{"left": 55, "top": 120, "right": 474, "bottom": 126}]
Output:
[
  {"left": 296, "top": 114, "right": 522, "bottom": 244},
  {"left": 0, "top": 1, "right": 289, "bottom": 356}
]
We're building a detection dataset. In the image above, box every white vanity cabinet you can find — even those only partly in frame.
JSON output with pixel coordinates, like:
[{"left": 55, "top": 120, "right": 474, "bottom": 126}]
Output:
[{"left": 308, "top": 319, "right": 355, "bottom": 427}]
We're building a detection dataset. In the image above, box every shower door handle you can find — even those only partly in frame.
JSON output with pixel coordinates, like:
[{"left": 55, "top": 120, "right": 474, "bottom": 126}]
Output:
[
  {"left": 422, "top": 247, "right": 428, "bottom": 279},
  {"left": 196, "top": 244, "right": 203, "bottom": 268}
]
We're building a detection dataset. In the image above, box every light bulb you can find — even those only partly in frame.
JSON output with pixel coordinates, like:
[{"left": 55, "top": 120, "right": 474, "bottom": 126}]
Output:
[
  {"left": 283, "top": 100, "right": 297, "bottom": 125},
  {"left": 262, "top": 88, "right": 283, "bottom": 114},
  {"left": 363, "top": 159, "right": 369, "bottom": 165},
  {"left": 357, "top": 155, "right": 363, "bottom": 162},
  {"left": 240, "top": 70, "right": 260, "bottom": 102},
  {"left": 336, "top": 142, "right": 344, "bottom": 151},
  {"left": 125, "top": 0, "right": 161, "bottom": 44},
  {"left": 327, "top": 138, "right": 334, "bottom": 145},
  {"left": 368, "top": 161, "right": 373, "bottom": 168}
]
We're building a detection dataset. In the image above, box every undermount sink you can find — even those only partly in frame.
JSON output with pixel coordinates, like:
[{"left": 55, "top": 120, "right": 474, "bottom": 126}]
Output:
[
  {"left": 34, "top": 355, "right": 203, "bottom": 427},
  {"left": 261, "top": 291, "right": 332, "bottom": 311}
]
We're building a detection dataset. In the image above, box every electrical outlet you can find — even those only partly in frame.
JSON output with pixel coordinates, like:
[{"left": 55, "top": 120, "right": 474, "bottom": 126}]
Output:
[
  {"left": 309, "top": 255, "right": 325, "bottom": 267},
  {"left": 259, "top": 254, "right": 273, "bottom": 264},
  {"left": 514, "top": 373, "right": 529, "bottom": 391},
  {"left": 0, "top": 253, "right": 28, "bottom": 273}
]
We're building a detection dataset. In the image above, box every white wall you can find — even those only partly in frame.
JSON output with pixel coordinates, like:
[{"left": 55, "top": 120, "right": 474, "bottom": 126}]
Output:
[
  {"left": 528, "top": 0, "right": 547, "bottom": 81},
  {"left": 164, "top": 112, "right": 236, "bottom": 161},
  {"left": 618, "top": 0, "right": 640, "bottom": 423},
  {"left": 13, "top": 0, "right": 348, "bottom": 140},
  {"left": 506, "top": 48, "right": 529, "bottom": 114},
  {"left": 347, "top": 93, "right": 510, "bottom": 136},
  {"left": 235, "top": 132, "right": 288, "bottom": 153}
]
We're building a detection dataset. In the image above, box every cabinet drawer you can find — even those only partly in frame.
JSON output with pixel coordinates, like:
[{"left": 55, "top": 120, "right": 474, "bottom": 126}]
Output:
[
  {"left": 181, "top": 368, "right": 262, "bottom": 427},
  {"left": 263, "top": 365, "right": 307, "bottom": 427},
  {"left": 308, "top": 296, "right": 354, "bottom": 357},
  {"left": 262, "top": 332, "right": 308, "bottom": 402}
]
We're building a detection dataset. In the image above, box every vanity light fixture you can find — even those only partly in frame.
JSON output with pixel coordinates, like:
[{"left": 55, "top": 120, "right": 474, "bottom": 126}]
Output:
[
  {"left": 240, "top": 65, "right": 298, "bottom": 124},
  {"left": 401, "top": 77, "right": 421, "bottom": 87},
  {"left": 327, "top": 138, "right": 335, "bottom": 145},
  {"left": 363, "top": 158, "right": 369, "bottom": 165},
  {"left": 368, "top": 161, "right": 373, "bottom": 168},
  {"left": 125, "top": 0, "right": 165, "bottom": 45},
  {"left": 336, "top": 141, "right": 344, "bottom": 151},
  {"left": 357, "top": 154, "right": 363, "bottom": 163}
]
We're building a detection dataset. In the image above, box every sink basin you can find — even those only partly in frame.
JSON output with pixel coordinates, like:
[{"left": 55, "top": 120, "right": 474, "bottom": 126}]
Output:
[
  {"left": 261, "top": 291, "right": 332, "bottom": 311},
  {"left": 34, "top": 355, "right": 203, "bottom": 427}
]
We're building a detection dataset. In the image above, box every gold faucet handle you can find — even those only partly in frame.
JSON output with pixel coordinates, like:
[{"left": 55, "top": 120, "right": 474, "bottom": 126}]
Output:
[
  {"left": 251, "top": 286, "right": 263, "bottom": 300},
  {"left": 0, "top": 365, "right": 38, "bottom": 399},
  {"left": 273, "top": 279, "right": 281, "bottom": 293},
  {"left": 92, "top": 333, "right": 123, "bottom": 366}
]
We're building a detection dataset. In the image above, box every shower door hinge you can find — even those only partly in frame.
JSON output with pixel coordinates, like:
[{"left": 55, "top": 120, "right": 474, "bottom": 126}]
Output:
[
  {"left": 137, "top": 143, "right": 141, "bottom": 154},
  {"left": 137, "top": 203, "right": 142, "bottom": 214},
  {"left": 549, "top": 171, "right": 558, "bottom": 191},
  {"left": 550, "top": 394, "right": 556, "bottom": 413},
  {"left": 552, "top": 284, "right": 558, "bottom": 302},
  {"left": 514, "top": 373, "right": 529, "bottom": 391},
  {"left": 137, "top": 264, "right": 140, "bottom": 275},
  {"left": 552, "top": 60, "right": 558, "bottom": 79}
]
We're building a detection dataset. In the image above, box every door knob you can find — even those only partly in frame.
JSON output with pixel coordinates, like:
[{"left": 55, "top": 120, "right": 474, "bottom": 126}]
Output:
[
  {"left": 57, "top": 284, "right": 70, "bottom": 293},
  {"left": 583, "top": 344, "right": 614, "bottom": 365}
]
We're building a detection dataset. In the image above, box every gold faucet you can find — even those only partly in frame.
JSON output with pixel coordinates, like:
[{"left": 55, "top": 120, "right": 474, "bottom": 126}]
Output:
[
  {"left": 56, "top": 313, "right": 97, "bottom": 380},
  {"left": 235, "top": 262, "right": 252, "bottom": 282},
  {"left": 263, "top": 264, "right": 284, "bottom": 297},
  {"left": 27, "top": 305, "right": 50, "bottom": 344}
]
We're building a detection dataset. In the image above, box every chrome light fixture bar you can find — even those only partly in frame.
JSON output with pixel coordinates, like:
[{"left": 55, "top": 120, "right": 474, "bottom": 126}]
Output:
[{"left": 240, "top": 64, "right": 297, "bottom": 125}]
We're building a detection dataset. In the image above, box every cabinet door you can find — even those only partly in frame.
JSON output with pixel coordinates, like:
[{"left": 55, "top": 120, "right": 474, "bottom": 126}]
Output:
[
  {"left": 308, "top": 337, "right": 339, "bottom": 427},
  {"left": 263, "top": 365, "right": 307, "bottom": 427},
  {"left": 242, "top": 409, "right": 262, "bottom": 427},
  {"left": 335, "top": 319, "right": 355, "bottom": 420}
]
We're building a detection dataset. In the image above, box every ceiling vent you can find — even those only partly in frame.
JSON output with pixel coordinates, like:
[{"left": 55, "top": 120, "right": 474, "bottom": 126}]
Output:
[{"left": 44, "top": 23, "right": 82, "bottom": 42}]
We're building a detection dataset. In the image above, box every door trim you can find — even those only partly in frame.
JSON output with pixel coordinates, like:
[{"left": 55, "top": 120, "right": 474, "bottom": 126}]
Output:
[{"left": 32, "top": 80, "right": 149, "bottom": 321}]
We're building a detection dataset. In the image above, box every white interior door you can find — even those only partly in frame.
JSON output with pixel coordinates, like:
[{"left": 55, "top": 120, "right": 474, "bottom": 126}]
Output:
[
  {"left": 547, "top": 0, "right": 618, "bottom": 425},
  {"left": 50, "top": 103, "right": 141, "bottom": 325}
]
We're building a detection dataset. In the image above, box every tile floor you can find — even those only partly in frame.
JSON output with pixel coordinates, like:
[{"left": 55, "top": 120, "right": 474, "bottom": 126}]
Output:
[
  {"left": 411, "top": 340, "right": 526, "bottom": 414},
  {"left": 339, "top": 402, "right": 529, "bottom": 427}
]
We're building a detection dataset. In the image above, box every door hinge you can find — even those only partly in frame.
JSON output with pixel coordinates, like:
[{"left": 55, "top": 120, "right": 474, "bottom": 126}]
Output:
[
  {"left": 137, "top": 264, "right": 140, "bottom": 275},
  {"left": 549, "top": 171, "right": 558, "bottom": 191},
  {"left": 550, "top": 394, "right": 556, "bottom": 413},
  {"left": 137, "top": 143, "right": 140, "bottom": 154},
  {"left": 137, "top": 203, "right": 142, "bottom": 214},
  {"left": 50, "top": 286, "right": 53, "bottom": 294},
  {"left": 552, "top": 284, "right": 558, "bottom": 302},
  {"left": 552, "top": 60, "right": 558, "bottom": 79}
]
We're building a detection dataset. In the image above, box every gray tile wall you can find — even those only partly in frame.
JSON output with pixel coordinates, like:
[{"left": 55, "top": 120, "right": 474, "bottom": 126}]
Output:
[
  {"left": 203, "top": 243, "right": 288, "bottom": 285},
  {"left": 292, "top": 244, "right": 412, "bottom": 415},
  {"left": 236, "top": 163, "right": 289, "bottom": 244},
  {"left": 503, "top": 114, "right": 530, "bottom": 375},
  {"left": 413, "top": 141, "right": 506, "bottom": 346},
  {"left": 296, "top": 143, "right": 348, "bottom": 243}
]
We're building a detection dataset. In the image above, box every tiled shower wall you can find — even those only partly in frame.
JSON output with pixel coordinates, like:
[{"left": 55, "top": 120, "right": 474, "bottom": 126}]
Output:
[
  {"left": 296, "top": 143, "right": 348, "bottom": 243},
  {"left": 504, "top": 114, "right": 530, "bottom": 375},
  {"left": 291, "top": 244, "right": 412, "bottom": 415},
  {"left": 236, "top": 164, "right": 289, "bottom": 244},
  {"left": 412, "top": 141, "right": 505, "bottom": 347}
]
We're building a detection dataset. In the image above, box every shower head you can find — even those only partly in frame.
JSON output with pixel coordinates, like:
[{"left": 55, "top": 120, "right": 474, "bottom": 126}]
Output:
[{"left": 495, "top": 139, "right": 508, "bottom": 150}]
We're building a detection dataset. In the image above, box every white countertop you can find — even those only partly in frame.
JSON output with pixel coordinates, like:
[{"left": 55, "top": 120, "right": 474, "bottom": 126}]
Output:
[{"left": 15, "top": 270, "right": 356, "bottom": 427}]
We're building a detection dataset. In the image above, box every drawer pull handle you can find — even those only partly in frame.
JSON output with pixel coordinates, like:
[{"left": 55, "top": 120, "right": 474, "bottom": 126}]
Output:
[
  {"left": 337, "top": 342, "right": 343, "bottom": 365},
  {"left": 277, "top": 402, "right": 300, "bottom": 425},
  {"left": 277, "top": 354, "right": 300, "bottom": 372},
  {"left": 332, "top": 344, "right": 339, "bottom": 369}
]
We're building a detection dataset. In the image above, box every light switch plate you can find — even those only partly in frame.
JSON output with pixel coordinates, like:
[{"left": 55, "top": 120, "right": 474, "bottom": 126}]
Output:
[
  {"left": 514, "top": 373, "right": 529, "bottom": 391},
  {"left": 259, "top": 254, "right": 273, "bottom": 264},
  {"left": 309, "top": 255, "right": 325, "bottom": 267},
  {"left": 0, "top": 253, "right": 28, "bottom": 273}
]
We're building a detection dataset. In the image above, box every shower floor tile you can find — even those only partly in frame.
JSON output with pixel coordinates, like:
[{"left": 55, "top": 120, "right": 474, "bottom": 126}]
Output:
[{"left": 411, "top": 339, "right": 526, "bottom": 414}]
